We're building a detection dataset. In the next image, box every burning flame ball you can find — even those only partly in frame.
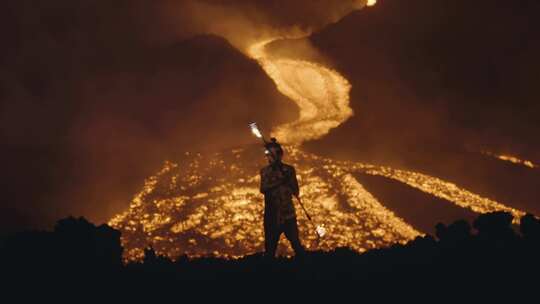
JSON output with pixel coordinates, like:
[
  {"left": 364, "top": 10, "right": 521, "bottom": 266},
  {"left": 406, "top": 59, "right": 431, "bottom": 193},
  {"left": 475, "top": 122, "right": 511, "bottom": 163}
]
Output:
[
  {"left": 249, "top": 122, "right": 263, "bottom": 139},
  {"left": 316, "top": 225, "right": 327, "bottom": 238}
]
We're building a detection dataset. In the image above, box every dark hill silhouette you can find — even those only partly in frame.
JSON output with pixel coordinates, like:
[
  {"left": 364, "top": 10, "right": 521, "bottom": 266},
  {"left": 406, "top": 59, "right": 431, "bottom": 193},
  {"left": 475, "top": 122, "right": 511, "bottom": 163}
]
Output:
[{"left": 2, "top": 211, "right": 540, "bottom": 294}]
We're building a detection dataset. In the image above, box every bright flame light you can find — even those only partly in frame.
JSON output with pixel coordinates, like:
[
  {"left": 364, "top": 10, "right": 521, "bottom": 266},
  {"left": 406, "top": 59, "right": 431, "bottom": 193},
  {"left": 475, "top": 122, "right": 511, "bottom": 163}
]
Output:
[
  {"left": 249, "top": 122, "right": 263, "bottom": 139},
  {"left": 316, "top": 225, "right": 327, "bottom": 237},
  {"left": 367, "top": 0, "right": 377, "bottom": 7},
  {"left": 498, "top": 155, "right": 537, "bottom": 169}
]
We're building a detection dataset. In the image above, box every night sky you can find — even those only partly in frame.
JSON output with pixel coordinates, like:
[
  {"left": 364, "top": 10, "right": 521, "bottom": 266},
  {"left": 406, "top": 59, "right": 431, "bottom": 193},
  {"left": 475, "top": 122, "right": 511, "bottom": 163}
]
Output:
[{"left": 1, "top": 0, "right": 539, "bottom": 234}]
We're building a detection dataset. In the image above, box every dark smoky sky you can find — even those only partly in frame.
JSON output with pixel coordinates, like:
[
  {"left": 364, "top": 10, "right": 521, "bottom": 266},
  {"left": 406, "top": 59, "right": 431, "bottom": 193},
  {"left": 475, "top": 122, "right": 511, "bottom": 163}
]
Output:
[
  {"left": 1, "top": 0, "right": 539, "bottom": 233},
  {"left": 307, "top": 0, "right": 540, "bottom": 160},
  {"left": 303, "top": 0, "right": 540, "bottom": 215},
  {"left": 0, "top": 0, "right": 362, "bottom": 232}
]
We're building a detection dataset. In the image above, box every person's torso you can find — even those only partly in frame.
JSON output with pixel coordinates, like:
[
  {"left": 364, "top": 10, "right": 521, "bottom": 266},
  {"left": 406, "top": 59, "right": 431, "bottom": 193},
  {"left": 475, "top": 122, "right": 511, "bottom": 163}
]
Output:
[{"left": 261, "top": 163, "right": 296, "bottom": 222}]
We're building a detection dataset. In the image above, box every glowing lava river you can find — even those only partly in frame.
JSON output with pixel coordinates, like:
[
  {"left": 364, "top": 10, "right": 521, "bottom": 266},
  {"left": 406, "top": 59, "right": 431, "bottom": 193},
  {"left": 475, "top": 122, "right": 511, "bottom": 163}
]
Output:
[{"left": 109, "top": 6, "right": 526, "bottom": 261}]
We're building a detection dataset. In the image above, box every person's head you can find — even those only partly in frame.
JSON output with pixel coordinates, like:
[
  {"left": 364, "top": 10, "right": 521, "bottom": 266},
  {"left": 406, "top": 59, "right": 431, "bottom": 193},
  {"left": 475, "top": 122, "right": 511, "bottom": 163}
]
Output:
[{"left": 265, "top": 138, "right": 283, "bottom": 164}]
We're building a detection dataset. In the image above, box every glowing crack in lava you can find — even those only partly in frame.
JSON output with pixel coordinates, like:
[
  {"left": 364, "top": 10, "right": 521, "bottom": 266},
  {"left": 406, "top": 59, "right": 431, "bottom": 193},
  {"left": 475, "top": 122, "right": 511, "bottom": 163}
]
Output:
[{"left": 109, "top": 2, "right": 526, "bottom": 261}]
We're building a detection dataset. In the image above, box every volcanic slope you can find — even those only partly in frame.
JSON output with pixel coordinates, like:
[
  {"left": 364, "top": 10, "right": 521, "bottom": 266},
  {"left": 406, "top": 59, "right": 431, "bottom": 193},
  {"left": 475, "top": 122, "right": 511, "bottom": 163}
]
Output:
[
  {"left": 300, "top": 0, "right": 540, "bottom": 213},
  {"left": 110, "top": 2, "right": 530, "bottom": 260},
  {"left": 110, "top": 145, "right": 526, "bottom": 261}
]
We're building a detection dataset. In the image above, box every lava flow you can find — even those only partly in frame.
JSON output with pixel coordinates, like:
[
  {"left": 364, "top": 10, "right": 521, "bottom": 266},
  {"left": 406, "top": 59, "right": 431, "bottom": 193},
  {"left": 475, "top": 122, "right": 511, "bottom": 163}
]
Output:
[
  {"left": 109, "top": 2, "right": 527, "bottom": 261},
  {"left": 481, "top": 151, "right": 537, "bottom": 169},
  {"left": 247, "top": 39, "right": 353, "bottom": 144}
]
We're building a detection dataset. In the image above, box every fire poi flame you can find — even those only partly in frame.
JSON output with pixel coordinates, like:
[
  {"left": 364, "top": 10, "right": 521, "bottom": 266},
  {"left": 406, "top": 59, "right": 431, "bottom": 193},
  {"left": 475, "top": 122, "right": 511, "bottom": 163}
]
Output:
[
  {"left": 316, "top": 225, "right": 327, "bottom": 238},
  {"left": 248, "top": 122, "right": 263, "bottom": 139}
]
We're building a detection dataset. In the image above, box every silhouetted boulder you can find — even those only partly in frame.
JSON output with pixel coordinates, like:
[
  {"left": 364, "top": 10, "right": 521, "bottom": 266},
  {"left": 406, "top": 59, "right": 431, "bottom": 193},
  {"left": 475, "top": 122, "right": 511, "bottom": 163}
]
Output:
[
  {"left": 436, "top": 219, "right": 471, "bottom": 244},
  {"left": 520, "top": 213, "right": 540, "bottom": 242},
  {"left": 473, "top": 212, "right": 519, "bottom": 251},
  {"left": 95, "top": 224, "right": 123, "bottom": 267},
  {"left": 53, "top": 216, "right": 123, "bottom": 269},
  {"left": 144, "top": 246, "right": 157, "bottom": 263},
  {"left": 409, "top": 234, "right": 437, "bottom": 249},
  {"left": 2, "top": 211, "right": 540, "bottom": 288},
  {"left": 473, "top": 212, "right": 513, "bottom": 234}
]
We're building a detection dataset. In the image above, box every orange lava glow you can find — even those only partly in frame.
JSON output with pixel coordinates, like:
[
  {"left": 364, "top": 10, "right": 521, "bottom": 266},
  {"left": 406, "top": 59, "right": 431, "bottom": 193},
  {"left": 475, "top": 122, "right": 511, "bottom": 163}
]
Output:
[
  {"left": 109, "top": 147, "right": 423, "bottom": 261},
  {"left": 482, "top": 151, "right": 537, "bottom": 169},
  {"left": 247, "top": 39, "right": 352, "bottom": 144},
  {"left": 109, "top": 147, "right": 525, "bottom": 261},
  {"left": 367, "top": 0, "right": 377, "bottom": 7},
  {"left": 109, "top": 1, "right": 526, "bottom": 261}
]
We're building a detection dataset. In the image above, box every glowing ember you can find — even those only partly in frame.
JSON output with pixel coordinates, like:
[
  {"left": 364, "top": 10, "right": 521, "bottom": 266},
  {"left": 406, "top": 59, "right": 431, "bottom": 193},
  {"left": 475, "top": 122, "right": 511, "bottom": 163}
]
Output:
[
  {"left": 367, "top": 0, "right": 377, "bottom": 7},
  {"left": 497, "top": 155, "right": 536, "bottom": 169},
  {"left": 316, "top": 225, "right": 327, "bottom": 238},
  {"left": 248, "top": 122, "right": 263, "bottom": 139}
]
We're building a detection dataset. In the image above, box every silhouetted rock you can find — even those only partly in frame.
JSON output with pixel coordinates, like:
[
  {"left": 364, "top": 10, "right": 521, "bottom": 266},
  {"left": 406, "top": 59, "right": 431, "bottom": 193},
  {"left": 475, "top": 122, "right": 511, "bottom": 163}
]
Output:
[
  {"left": 473, "top": 212, "right": 518, "bottom": 247},
  {"left": 520, "top": 213, "right": 540, "bottom": 241},
  {"left": 1, "top": 216, "right": 123, "bottom": 280},
  {"left": 436, "top": 219, "right": 472, "bottom": 244},
  {"left": 54, "top": 216, "right": 123, "bottom": 269},
  {"left": 2, "top": 212, "right": 540, "bottom": 291}
]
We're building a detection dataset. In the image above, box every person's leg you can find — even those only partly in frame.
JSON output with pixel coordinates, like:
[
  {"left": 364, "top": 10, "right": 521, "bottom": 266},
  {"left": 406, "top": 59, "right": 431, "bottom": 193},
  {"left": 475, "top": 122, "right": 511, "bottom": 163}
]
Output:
[
  {"left": 264, "top": 221, "right": 280, "bottom": 258},
  {"left": 283, "top": 218, "right": 305, "bottom": 256}
]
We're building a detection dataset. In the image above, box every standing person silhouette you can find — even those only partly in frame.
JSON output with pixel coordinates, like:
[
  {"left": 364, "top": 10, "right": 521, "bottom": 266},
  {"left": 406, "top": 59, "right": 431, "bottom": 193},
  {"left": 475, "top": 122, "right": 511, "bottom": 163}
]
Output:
[{"left": 259, "top": 138, "right": 305, "bottom": 258}]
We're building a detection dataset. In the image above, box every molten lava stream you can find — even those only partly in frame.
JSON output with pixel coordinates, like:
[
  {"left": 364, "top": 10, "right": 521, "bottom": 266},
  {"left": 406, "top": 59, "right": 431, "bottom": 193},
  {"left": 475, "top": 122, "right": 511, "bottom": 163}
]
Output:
[
  {"left": 247, "top": 40, "right": 352, "bottom": 144},
  {"left": 481, "top": 151, "right": 537, "bottom": 169}
]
